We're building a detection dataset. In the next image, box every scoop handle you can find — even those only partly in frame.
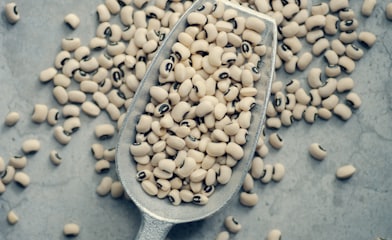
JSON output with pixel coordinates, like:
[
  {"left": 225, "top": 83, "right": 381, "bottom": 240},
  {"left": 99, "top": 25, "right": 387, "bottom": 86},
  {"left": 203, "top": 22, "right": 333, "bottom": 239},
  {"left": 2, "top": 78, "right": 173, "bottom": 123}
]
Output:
[{"left": 136, "top": 212, "right": 174, "bottom": 240}]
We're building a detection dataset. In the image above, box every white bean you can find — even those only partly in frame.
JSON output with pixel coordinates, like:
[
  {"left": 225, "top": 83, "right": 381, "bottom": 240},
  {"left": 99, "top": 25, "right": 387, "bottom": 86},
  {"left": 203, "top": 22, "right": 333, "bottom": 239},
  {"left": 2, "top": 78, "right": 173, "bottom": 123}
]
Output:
[
  {"left": 5, "top": 3, "right": 20, "bottom": 24},
  {"left": 336, "top": 164, "right": 356, "bottom": 179},
  {"left": 63, "top": 223, "right": 80, "bottom": 237}
]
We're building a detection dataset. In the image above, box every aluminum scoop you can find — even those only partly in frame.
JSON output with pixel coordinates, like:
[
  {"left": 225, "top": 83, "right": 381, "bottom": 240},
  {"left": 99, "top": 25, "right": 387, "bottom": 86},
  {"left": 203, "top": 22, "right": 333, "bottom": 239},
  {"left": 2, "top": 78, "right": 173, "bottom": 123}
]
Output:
[{"left": 116, "top": 0, "right": 277, "bottom": 239}]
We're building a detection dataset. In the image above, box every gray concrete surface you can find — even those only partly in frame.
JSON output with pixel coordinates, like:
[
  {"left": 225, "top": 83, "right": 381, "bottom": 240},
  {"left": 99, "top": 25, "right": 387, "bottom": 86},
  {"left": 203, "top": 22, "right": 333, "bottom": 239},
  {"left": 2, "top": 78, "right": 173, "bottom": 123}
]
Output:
[{"left": 0, "top": 1, "right": 391, "bottom": 239}]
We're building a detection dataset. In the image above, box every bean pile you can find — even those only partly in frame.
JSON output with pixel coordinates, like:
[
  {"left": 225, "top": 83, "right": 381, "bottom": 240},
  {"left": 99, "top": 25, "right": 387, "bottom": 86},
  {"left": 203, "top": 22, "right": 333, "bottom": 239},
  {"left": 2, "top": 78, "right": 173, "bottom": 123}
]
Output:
[
  {"left": 129, "top": 0, "right": 272, "bottom": 206},
  {"left": 1, "top": 0, "right": 390, "bottom": 239}
]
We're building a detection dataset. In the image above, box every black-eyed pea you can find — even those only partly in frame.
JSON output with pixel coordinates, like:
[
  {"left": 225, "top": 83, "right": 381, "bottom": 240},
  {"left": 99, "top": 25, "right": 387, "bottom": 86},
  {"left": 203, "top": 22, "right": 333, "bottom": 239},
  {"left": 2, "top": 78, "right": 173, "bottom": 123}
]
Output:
[
  {"left": 216, "top": 165, "right": 232, "bottom": 185},
  {"left": 339, "top": 8, "right": 356, "bottom": 20},
  {"left": 64, "top": 13, "right": 80, "bottom": 29},
  {"left": 272, "top": 163, "right": 285, "bottom": 182},
  {"left": 179, "top": 189, "right": 194, "bottom": 203},
  {"left": 311, "top": 2, "right": 329, "bottom": 15},
  {"left": 266, "top": 229, "right": 282, "bottom": 240},
  {"left": 92, "top": 92, "right": 109, "bottom": 109},
  {"left": 281, "top": 21, "right": 299, "bottom": 38},
  {"left": 280, "top": 109, "right": 294, "bottom": 127},
  {"left": 271, "top": 81, "right": 283, "bottom": 94},
  {"left": 129, "top": 142, "right": 151, "bottom": 157},
  {"left": 5, "top": 111, "right": 19, "bottom": 127},
  {"left": 338, "top": 56, "right": 355, "bottom": 73},
  {"left": 266, "top": 117, "right": 282, "bottom": 130},
  {"left": 283, "top": 36, "right": 302, "bottom": 54},
  {"left": 312, "top": 38, "right": 330, "bottom": 56},
  {"left": 226, "top": 142, "right": 244, "bottom": 160},
  {"left": 260, "top": 164, "right": 273, "bottom": 183},
  {"left": 158, "top": 159, "right": 176, "bottom": 174},
  {"left": 206, "top": 142, "right": 226, "bottom": 157},
  {"left": 345, "top": 44, "right": 364, "bottom": 61},
  {"left": 61, "top": 38, "right": 81, "bottom": 52},
  {"left": 318, "top": 78, "right": 337, "bottom": 98},
  {"left": 339, "top": 31, "right": 357, "bottom": 44},
  {"left": 9, "top": 156, "right": 27, "bottom": 169},
  {"left": 54, "top": 126, "right": 71, "bottom": 145},
  {"left": 277, "top": 44, "right": 293, "bottom": 62},
  {"left": 216, "top": 231, "right": 230, "bottom": 240},
  {"left": 318, "top": 107, "right": 333, "bottom": 120},
  {"left": 322, "top": 94, "right": 339, "bottom": 110},
  {"left": 307, "top": 68, "right": 322, "bottom": 88},
  {"left": 81, "top": 101, "right": 101, "bottom": 117},
  {"left": 324, "top": 14, "right": 339, "bottom": 35},
  {"left": 105, "top": 0, "right": 120, "bottom": 14},
  {"left": 295, "top": 88, "right": 311, "bottom": 105},
  {"left": 346, "top": 92, "right": 362, "bottom": 109},
  {"left": 32, "top": 104, "right": 48, "bottom": 123},
  {"left": 22, "top": 139, "right": 41, "bottom": 154},
  {"left": 336, "top": 164, "right": 356, "bottom": 179},
  {"left": 95, "top": 160, "right": 110, "bottom": 174},
  {"left": 49, "top": 150, "right": 62, "bottom": 166},
  {"left": 329, "top": 0, "right": 349, "bottom": 12},
  {"left": 7, "top": 210, "right": 19, "bottom": 225},
  {"left": 340, "top": 19, "right": 359, "bottom": 32},
  {"left": 2, "top": 165, "right": 15, "bottom": 184},
  {"left": 110, "top": 181, "right": 124, "bottom": 199},
  {"left": 324, "top": 49, "right": 339, "bottom": 65},
  {"left": 224, "top": 216, "right": 242, "bottom": 233},
  {"left": 94, "top": 123, "right": 115, "bottom": 140},
  {"left": 54, "top": 51, "right": 71, "bottom": 69},
  {"left": 211, "top": 129, "right": 229, "bottom": 143},
  {"left": 282, "top": 3, "right": 299, "bottom": 19},
  {"left": 386, "top": 3, "right": 392, "bottom": 20},
  {"left": 292, "top": 103, "right": 306, "bottom": 120},
  {"left": 361, "top": 0, "right": 377, "bottom": 17},
  {"left": 309, "top": 89, "right": 322, "bottom": 106},
  {"left": 304, "top": 106, "right": 318, "bottom": 123},
  {"left": 358, "top": 31, "right": 377, "bottom": 48},
  {"left": 141, "top": 179, "right": 160, "bottom": 196},
  {"left": 329, "top": 40, "right": 344, "bottom": 57},
  {"left": 190, "top": 168, "right": 207, "bottom": 183},
  {"left": 53, "top": 86, "right": 69, "bottom": 105},
  {"left": 325, "top": 64, "right": 341, "bottom": 78},
  {"left": 167, "top": 189, "right": 181, "bottom": 205},
  {"left": 305, "top": 15, "right": 326, "bottom": 31},
  {"left": 251, "top": 156, "right": 264, "bottom": 179},
  {"left": 89, "top": 37, "right": 107, "bottom": 50},
  {"left": 285, "top": 79, "right": 301, "bottom": 93},
  {"left": 192, "top": 193, "right": 208, "bottom": 205},
  {"left": 242, "top": 173, "right": 254, "bottom": 192},
  {"left": 103, "top": 147, "right": 115, "bottom": 162},
  {"left": 105, "top": 103, "right": 121, "bottom": 121},
  {"left": 136, "top": 170, "right": 152, "bottom": 181},
  {"left": 53, "top": 74, "right": 72, "bottom": 88},
  {"left": 284, "top": 55, "right": 298, "bottom": 74},
  {"left": 296, "top": 24, "right": 308, "bottom": 38},
  {"left": 14, "top": 171, "right": 30, "bottom": 188},
  {"left": 5, "top": 2, "right": 20, "bottom": 24},
  {"left": 269, "top": 133, "right": 283, "bottom": 149},
  {"left": 292, "top": 8, "right": 309, "bottom": 24},
  {"left": 68, "top": 90, "right": 86, "bottom": 104},
  {"left": 96, "top": 4, "right": 111, "bottom": 22},
  {"left": 285, "top": 93, "right": 296, "bottom": 110},
  {"left": 239, "top": 192, "right": 258, "bottom": 207},
  {"left": 91, "top": 143, "right": 104, "bottom": 160},
  {"left": 39, "top": 67, "right": 57, "bottom": 83},
  {"left": 234, "top": 128, "right": 247, "bottom": 145},
  {"left": 309, "top": 143, "right": 327, "bottom": 160}
]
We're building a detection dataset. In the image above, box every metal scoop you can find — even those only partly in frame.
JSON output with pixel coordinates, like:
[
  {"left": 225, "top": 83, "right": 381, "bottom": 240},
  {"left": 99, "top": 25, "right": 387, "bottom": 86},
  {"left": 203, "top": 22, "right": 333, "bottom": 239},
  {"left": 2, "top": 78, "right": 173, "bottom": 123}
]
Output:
[{"left": 116, "top": 0, "right": 277, "bottom": 239}]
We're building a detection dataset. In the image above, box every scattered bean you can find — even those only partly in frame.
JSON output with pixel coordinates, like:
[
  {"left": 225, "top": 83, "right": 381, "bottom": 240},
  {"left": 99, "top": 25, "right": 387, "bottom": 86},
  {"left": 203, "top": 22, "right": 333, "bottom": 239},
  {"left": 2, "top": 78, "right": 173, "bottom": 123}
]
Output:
[
  {"left": 309, "top": 143, "right": 327, "bottom": 160},
  {"left": 5, "top": 2, "right": 20, "bottom": 24},
  {"left": 63, "top": 223, "right": 80, "bottom": 237},
  {"left": 4, "top": 111, "right": 20, "bottom": 126},
  {"left": 14, "top": 171, "right": 30, "bottom": 188},
  {"left": 336, "top": 164, "right": 356, "bottom": 179},
  {"left": 7, "top": 210, "right": 18, "bottom": 225}
]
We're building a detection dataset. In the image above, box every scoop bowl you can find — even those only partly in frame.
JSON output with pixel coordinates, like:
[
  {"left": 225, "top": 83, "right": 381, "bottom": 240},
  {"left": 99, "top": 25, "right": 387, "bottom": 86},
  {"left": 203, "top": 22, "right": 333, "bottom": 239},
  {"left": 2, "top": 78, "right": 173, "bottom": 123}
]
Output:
[{"left": 116, "top": 0, "right": 277, "bottom": 239}]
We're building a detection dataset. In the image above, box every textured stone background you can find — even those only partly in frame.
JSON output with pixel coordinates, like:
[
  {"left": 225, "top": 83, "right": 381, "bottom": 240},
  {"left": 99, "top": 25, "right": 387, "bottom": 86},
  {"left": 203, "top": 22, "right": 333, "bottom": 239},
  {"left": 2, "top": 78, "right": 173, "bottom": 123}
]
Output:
[{"left": 0, "top": 1, "right": 391, "bottom": 239}]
